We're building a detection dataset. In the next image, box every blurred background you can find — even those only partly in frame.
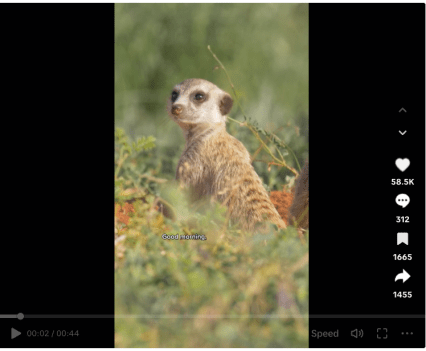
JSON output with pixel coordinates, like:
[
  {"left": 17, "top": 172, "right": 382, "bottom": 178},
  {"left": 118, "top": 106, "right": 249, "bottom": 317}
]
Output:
[
  {"left": 115, "top": 4, "right": 309, "bottom": 347},
  {"left": 115, "top": 3, "right": 308, "bottom": 188}
]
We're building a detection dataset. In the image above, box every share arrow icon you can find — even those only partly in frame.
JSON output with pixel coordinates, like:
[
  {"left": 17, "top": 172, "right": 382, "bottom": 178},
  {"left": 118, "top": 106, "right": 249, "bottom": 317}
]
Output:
[{"left": 395, "top": 269, "right": 410, "bottom": 283}]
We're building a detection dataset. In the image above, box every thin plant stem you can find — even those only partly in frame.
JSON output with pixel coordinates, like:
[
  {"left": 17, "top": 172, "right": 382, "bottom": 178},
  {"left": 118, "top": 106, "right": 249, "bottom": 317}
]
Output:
[{"left": 208, "top": 45, "right": 299, "bottom": 176}]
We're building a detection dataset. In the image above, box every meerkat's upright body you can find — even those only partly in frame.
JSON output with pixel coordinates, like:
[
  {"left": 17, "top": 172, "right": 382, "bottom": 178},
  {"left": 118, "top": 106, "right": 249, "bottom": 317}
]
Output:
[{"left": 168, "top": 78, "right": 286, "bottom": 231}]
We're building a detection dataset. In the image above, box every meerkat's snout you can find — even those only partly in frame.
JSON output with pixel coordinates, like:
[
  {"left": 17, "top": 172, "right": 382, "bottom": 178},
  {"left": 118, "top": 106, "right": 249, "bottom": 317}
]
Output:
[
  {"left": 171, "top": 104, "right": 183, "bottom": 116},
  {"left": 168, "top": 89, "right": 183, "bottom": 117}
]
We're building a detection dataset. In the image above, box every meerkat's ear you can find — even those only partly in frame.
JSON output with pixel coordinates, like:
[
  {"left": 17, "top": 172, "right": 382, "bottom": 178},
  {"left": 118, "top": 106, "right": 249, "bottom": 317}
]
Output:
[{"left": 219, "top": 93, "right": 233, "bottom": 116}]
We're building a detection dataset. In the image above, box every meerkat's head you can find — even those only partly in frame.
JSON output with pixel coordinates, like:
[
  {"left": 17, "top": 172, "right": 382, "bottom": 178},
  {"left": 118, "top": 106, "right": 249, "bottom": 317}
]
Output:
[{"left": 167, "top": 78, "right": 233, "bottom": 130}]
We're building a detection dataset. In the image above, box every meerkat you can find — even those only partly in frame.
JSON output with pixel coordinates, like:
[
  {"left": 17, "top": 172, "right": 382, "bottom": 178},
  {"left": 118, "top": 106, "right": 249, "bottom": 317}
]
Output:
[
  {"left": 167, "top": 78, "right": 286, "bottom": 232},
  {"left": 289, "top": 160, "right": 309, "bottom": 229}
]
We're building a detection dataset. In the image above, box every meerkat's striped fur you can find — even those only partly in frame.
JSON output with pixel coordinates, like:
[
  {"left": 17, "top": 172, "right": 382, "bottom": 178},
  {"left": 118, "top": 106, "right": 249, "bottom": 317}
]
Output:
[{"left": 168, "top": 78, "right": 286, "bottom": 231}]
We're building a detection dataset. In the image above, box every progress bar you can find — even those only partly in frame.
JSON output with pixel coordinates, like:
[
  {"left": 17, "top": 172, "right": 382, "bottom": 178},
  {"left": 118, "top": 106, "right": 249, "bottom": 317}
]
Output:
[
  {"left": 0, "top": 314, "right": 424, "bottom": 319},
  {"left": 0, "top": 313, "right": 24, "bottom": 320}
]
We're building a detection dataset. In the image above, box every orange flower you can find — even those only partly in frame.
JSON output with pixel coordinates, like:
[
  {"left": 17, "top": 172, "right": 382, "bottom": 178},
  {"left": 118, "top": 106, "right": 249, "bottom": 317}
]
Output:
[{"left": 115, "top": 203, "right": 135, "bottom": 226}]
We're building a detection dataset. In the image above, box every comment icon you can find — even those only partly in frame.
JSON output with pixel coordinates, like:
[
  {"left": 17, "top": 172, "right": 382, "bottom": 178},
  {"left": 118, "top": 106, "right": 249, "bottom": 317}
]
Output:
[{"left": 396, "top": 194, "right": 410, "bottom": 208}]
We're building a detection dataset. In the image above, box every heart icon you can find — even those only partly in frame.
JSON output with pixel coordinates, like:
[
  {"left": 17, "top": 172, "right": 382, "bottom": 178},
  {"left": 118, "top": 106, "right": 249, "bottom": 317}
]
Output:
[{"left": 395, "top": 158, "right": 410, "bottom": 172}]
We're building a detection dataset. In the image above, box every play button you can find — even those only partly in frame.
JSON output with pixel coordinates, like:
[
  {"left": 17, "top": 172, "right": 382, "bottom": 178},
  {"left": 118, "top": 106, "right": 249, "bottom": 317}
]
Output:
[{"left": 11, "top": 328, "right": 21, "bottom": 339}]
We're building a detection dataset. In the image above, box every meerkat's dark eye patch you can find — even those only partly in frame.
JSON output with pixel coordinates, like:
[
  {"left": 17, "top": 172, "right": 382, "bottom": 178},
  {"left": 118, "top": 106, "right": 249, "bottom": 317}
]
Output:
[
  {"left": 194, "top": 92, "right": 207, "bottom": 102},
  {"left": 171, "top": 91, "right": 179, "bottom": 103}
]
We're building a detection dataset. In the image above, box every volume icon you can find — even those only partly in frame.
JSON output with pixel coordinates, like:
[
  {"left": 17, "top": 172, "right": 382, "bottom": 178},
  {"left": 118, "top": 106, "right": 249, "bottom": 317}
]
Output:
[{"left": 351, "top": 329, "right": 364, "bottom": 338}]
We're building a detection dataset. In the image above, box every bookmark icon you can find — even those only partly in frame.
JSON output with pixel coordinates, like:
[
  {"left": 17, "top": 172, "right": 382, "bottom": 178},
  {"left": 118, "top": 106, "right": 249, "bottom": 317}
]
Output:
[{"left": 397, "top": 232, "right": 408, "bottom": 245}]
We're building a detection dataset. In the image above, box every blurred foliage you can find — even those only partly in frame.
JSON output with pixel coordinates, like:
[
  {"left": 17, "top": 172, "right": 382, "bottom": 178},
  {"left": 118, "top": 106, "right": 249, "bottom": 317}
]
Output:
[
  {"left": 115, "top": 128, "right": 309, "bottom": 347},
  {"left": 115, "top": 127, "right": 159, "bottom": 204},
  {"left": 115, "top": 4, "right": 309, "bottom": 347}
]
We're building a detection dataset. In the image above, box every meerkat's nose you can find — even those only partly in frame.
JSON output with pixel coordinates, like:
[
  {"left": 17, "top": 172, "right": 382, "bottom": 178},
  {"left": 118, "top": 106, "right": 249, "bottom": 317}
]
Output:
[
  {"left": 172, "top": 104, "right": 183, "bottom": 115},
  {"left": 172, "top": 104, "right": 183, "bottom": 116}
]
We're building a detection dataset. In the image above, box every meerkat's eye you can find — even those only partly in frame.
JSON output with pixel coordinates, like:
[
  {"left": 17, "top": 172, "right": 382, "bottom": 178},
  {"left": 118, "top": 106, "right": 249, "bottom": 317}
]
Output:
[
  {"left": 171, "top": 91, "right": 178, "bottom": 102},
  {"left": 195, "top": 93, "right": 205, "bottom": 101}
]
